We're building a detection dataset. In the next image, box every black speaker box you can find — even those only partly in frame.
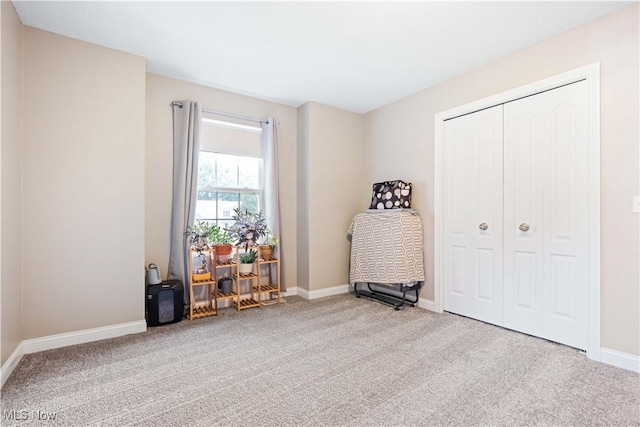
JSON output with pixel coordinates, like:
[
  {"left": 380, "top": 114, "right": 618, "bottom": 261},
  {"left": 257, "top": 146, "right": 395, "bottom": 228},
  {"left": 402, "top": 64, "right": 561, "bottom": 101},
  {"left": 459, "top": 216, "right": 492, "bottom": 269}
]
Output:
[{"left": 146, "top": 280, "right": 184, "bottom": 327}]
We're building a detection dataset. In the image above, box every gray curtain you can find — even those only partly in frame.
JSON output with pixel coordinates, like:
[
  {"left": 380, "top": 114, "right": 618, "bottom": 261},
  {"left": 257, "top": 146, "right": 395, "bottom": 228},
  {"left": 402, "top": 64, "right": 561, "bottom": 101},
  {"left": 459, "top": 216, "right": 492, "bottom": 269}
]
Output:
[
  {"left": 168, "top": 101, "right": 202, "bottom": 303},
  {"left": 260, "top": 118, "right": 285, "bottom": 291}
]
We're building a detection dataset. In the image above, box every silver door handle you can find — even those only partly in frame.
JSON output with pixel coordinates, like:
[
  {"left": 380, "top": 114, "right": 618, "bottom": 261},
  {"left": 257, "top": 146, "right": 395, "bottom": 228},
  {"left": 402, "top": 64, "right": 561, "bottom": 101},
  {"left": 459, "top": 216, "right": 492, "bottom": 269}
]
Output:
[
  {"left": 519, "top": 223, "right": 530, "bottom": 232},
  {"left": 479, "top": 223, "right": 488, "bottom": 231}
]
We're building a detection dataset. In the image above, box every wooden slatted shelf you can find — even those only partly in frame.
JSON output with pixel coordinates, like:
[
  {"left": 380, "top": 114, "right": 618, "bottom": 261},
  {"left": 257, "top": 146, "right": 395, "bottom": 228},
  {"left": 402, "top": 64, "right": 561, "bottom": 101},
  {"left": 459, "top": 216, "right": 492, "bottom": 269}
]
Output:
[
  {"left": 192, "top": 279, "right": 215, "bottom": 285},
  {"left": 198, "top": 245, "right": 282, "bottom": 314},
  {"left": 190, "top": 305, "right": 217, "bottom": 319},
  {"left": 216, "top": 291, "right": 238, "bottom": 300},
  {"left": 188, "top": 248, "right": 217, "bottom": 320},
  {"left": 235, "top": 298, "right": 260, "bottom": 309},
  {"left": 214, "top": 260, "right": 237, "bottom": 268},
  {"left": 254, "top": 284, "right": 279, "bottom": 293},
  {"left": 257, "top": 253, "right": 281, "bottom": 306}
]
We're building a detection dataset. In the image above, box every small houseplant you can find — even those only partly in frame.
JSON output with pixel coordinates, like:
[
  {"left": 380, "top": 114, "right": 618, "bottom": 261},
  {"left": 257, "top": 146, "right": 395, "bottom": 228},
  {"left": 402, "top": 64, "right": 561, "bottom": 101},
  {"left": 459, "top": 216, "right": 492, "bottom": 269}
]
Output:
[
  {"left": 226, "top": 208, "right": 269, "bottom": 251},
  {"left": 258, "top": 233, "right": 278, "bottom": 260},
  {"left": 238, "top": 249, "right": 257, "bottom": 274},
  {"left": 187, "top": 220, "right": 217, "bottom": 250},
  {"left": 192, "top": 252, "right": 210, "bottom": 281},
  {"left": 208, "top": 225, "right": 234, "bottom": 263}
]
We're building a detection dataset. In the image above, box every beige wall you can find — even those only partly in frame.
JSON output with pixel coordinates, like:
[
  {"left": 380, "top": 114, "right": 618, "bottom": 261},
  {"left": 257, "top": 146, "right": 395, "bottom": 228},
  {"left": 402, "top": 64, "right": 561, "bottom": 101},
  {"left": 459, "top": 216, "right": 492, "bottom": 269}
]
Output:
[
  {"left": 22, "top": 27, "right": 146, "bottom": 339},
  {"left": 296, "top": 104, "right": 310, "bottom": 291},
  {"left": 298, "top": 102, "right": 364, "bottom": 291},
  {"left": 145, "top": 74, "right": 298, "bottom": 289},
  {"left": 1, "top": 1, "right": 23, "bottom": 366},
  {"left": 364, "top": 5, "right": 640, "bottom": 355}
]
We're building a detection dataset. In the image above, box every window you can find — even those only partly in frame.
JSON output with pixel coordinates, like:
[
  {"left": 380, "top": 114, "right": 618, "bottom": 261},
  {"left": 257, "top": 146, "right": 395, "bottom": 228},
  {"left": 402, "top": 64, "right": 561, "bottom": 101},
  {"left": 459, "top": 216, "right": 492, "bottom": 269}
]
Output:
[{"left": 195, "top": 119, "right": 262, "bottom": 230}]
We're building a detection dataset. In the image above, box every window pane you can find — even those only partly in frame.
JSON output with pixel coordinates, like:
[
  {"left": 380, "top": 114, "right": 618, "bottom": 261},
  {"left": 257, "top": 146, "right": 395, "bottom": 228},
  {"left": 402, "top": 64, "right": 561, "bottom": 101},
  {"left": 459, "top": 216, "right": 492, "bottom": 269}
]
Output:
[
  {"left": 240, "top": 193, "right": 260, "bottom": 213},
  {"left": 195, "top": 198, "right": 216, "bottom": 221},
  {"left": 216, "top": 155, "right": 238, "bottom": 188},
  {"left": 197, "top": 152, "right": 216, "bottom": 189},
  {"left": 238, "top": 158, "right": 261, "bottom": 189},
  {"left": 219, "top": 219, "right": 234, "bottom": 233},
  {"left": 217, "top": 192, "right": 238, "bottom": 219},
  {"left": 197, "top": 191, "right": 216, "bottom": 201}
]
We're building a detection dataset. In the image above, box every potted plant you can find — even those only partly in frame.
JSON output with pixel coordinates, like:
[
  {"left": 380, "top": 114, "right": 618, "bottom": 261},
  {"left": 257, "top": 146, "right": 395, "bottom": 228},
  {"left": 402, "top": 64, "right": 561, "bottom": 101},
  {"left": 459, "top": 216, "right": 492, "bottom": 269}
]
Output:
[
  {"left": 186, "top": 220, "right": 217, "bottom": 250},
  {"left": 208, "top": 225, "right": 234, "bottom": 263},
  {"left": 258, "top": 233, "right": 278, "bottom": 260},
  {"left": 192, "top": 252, "right": 210, "bottom": 282},
  {"left": 238, "top": 249, "right": 257, "bottom": 275},
  {"left": 217, "top": 275, "right": 233, "bottom": 295},
  {"left": 225, "top": 208, "right": 269, "bottom": 251}
]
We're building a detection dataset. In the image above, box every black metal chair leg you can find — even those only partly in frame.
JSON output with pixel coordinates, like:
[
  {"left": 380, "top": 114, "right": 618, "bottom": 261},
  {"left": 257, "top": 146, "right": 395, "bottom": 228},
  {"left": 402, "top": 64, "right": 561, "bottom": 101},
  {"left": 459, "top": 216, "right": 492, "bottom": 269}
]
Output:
[{"left": 353, "top": 282, "right": 421, "bottom": 310}]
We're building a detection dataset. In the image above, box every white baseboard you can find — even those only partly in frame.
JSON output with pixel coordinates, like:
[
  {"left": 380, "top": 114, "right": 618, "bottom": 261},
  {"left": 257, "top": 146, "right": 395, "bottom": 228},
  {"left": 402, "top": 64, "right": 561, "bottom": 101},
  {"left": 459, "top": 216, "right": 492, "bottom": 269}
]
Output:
[
  {"left": 1, "top": 344, "right": 24, "bottom": 389},
  {"left": 298, "top": 284, "right": 350, "bottom": 300},
  {"left": 600, "top": 347, "right": 640, "bottom": 373},
  {"left": 297, "top": 288, "right": 310, "bottom": 299},
  {"left": 418, "top": 297, "right": 437, "bottom": 312},
  {"left": 2, "top": 319, "right": 146, "bottom": 388},
  {"left": 21, "top": 320, "right": 147, "bottom": 355},
  {"left": 283, "top": 286, "right": 298, "bottom": 297}
]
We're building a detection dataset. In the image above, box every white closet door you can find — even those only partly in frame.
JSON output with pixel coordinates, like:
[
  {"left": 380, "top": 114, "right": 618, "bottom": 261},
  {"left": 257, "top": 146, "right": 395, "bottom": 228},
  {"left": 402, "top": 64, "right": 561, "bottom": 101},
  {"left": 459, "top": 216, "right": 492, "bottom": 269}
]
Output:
[
  {"left": 443, "top": 105, "right": 504, "bottom": 325},
  {"left": 503, "top": 81, "right": 589, "bottom": 349}
]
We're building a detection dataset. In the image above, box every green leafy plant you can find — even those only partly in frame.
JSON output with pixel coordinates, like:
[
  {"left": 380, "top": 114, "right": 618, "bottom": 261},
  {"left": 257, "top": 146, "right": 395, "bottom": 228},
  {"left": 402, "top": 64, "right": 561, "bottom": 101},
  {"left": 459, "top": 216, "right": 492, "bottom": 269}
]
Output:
[
  {"left": 186, "top": 220, "right": 217, "bottom": 249},
  {"left": 208, "top": 226, "right": 234, "bottom": 245},
  {"left": 187, "top": 221, "right": 236, "bottom": 249},
  {"left": 260, "top": 230, "right": 278, "bottom": 249},
  {"left": 239, "top": 249, "right": 258, "bottom": 264},
  {"left": 265, "top": 236, "right": 279, "bottom": 248}
]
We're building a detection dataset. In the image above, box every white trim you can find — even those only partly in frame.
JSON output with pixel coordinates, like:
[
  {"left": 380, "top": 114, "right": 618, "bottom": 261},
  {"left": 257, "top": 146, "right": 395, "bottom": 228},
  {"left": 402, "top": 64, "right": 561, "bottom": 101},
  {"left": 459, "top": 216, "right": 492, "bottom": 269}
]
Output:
[
  {"left": 21, "top": 320, "right": 146, "bottom": 354},
  {"left": 282, "top": 286, "right": 298, "bottom": 297},
  {"left": 1, "top": 344, "right": 24, "bottom": 388},
  {"left": 434, "top": 63, "right": 601, "bottom": 359},
  {"left": 600, "top": 347, "right": 640, "bottom": 373},
  {"left": 298, "top": 284, "right": 350, "bottom": 300},
  {"left": 202, "top": 117, "right": 262, "bottom": 134},
  {"left": 2, "top": 320, "right": 146, "bottom": 388},
  {"left": 434, "top": 106, "right": 445, "bottom": 314},
  {"left": 585, "top": 64, "right": 602, "bottom": 361},
  {"left": 418, "top": 298, "right": 437, "bottom": 312},
  {"left": 297, "top": 288, "right": 310, "bottom": 299}
]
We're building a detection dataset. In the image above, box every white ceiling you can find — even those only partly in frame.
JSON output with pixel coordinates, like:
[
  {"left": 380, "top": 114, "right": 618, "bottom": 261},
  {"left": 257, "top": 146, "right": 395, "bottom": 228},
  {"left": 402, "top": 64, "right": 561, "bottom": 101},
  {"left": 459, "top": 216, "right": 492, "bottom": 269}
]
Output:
[{"left": 12, "top": 1, "right": 633, "bottom": 113}]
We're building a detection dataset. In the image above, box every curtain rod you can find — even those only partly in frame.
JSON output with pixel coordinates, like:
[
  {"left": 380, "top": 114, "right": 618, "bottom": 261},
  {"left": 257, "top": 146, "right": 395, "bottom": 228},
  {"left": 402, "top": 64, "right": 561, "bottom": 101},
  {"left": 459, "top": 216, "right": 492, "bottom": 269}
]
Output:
[{"left": 170, "top": 101, "right": 268, "bottom": 125}]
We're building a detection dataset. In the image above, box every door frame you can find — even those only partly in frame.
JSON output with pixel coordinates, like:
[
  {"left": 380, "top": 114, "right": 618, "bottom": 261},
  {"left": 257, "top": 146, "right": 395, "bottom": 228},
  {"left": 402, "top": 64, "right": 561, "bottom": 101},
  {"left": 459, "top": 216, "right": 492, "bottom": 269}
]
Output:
[{"left": 433, "top": 63, "right": 601, "bottom": 361}]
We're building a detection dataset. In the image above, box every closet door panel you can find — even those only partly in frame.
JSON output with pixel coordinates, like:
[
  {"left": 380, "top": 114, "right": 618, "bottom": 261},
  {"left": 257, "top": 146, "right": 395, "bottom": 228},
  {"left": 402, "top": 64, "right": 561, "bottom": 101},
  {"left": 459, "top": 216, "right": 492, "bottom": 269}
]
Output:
[
  {"left": 504, "top": 81, "right": 589, "bottom": 349},
  {"left": 513, "top": 251, "right": 537, "bottom": 311},
  {"left": 443, "top": 105, "right": 503, "bottom": 325},
  {"left": 543, "top": 82, "right": 589, "bottom": 349},
  {"left": 449, "top": 246, "right": 467, "bottom": 295},
  {"left": 503, "top": 108, "right": 545, "bottom": 338},
  {"left": 476, "top": 248, "right": 495, "bottom": 301}
]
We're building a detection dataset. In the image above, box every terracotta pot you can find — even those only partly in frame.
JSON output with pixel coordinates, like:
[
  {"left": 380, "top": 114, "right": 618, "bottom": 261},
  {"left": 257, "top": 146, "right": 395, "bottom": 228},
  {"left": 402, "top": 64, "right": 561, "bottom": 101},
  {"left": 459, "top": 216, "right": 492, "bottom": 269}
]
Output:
[
  {"left": 213, "top": 244, "right": 233, "bottom": 263},
  {"left": 259, "top": 244, "right": 273, "bottom": 260}
]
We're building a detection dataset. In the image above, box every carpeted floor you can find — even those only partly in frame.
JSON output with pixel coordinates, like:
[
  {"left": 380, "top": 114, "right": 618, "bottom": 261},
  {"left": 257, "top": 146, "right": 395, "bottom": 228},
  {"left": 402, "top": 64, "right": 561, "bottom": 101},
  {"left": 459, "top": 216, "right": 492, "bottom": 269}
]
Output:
[{"left": 2, "top": 294, "right": 639, "bottom": 426}]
